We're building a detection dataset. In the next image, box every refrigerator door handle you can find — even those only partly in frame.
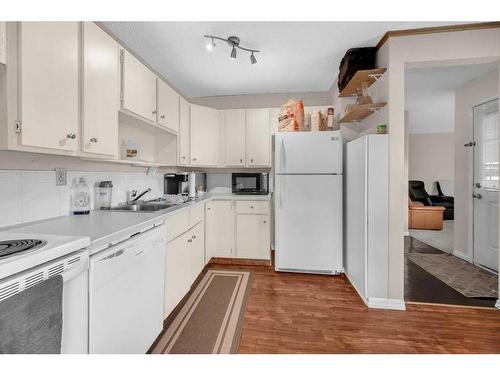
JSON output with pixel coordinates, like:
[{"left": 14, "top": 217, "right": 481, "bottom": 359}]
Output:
[
  {"left": 280, "top": 138, "right": 286, "bottom": 172},
  {"left": 279, "top": 175, "right": 284, "bottom": 208}
]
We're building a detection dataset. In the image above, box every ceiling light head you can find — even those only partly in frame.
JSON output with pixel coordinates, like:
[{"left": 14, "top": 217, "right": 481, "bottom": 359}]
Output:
[
  {"left": 250, "top": 52, "right": 257, "bottom": 65},
  {"left": 206, "top": 37, "right": 215, "bottom": 51},
  {"left": 230, "top": 46, "right": 237, "bottom": 59}
]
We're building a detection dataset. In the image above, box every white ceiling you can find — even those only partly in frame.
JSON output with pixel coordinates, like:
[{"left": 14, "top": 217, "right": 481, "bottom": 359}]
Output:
[
  {"left": 405, "top": 63, "right": 498, "bottom": 134},
  {"left": 102, "top": 21, "right": 464, "bottom": 98}
]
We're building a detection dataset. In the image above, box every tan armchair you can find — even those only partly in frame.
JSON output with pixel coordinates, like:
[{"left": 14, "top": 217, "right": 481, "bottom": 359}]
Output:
[{"left": 408, "top": 198, "right": 445, "bottom": 230}]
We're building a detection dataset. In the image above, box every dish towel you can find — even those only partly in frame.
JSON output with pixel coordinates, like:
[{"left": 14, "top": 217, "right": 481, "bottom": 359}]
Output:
[{"left": 0, "top": 275, "right": 63, "bottom": 354}]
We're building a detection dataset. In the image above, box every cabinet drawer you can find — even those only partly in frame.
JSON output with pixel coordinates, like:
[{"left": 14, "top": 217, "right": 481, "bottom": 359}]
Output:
[
  {"left": 165, "top": 209, "right": 189, "bottom": 242},
  {"left": 235, "top": 200, "right": 269, "bottom": 215},
  {"left": 189, "top": 204, "right": 204, "bottom": 227}
]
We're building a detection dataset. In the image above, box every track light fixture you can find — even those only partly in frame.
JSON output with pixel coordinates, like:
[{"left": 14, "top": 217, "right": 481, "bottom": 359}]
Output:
[{"left": 204, "top": 34, "right": 259, "bottom": 64}]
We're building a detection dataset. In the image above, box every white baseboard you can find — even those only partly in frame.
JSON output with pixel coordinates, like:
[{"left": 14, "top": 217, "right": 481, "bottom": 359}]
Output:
[
  {"left": 452, "top": 250, "right": 472, "bottom": 262},
  {"left": 496, "top": 300, "right": 500, "bottom": 310},
  {"left": 368, "top": 298, "right": 406, "bottom": 310}
]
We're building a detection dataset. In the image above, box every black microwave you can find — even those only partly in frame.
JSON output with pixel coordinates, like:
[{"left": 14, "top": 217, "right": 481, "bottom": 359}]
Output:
[{"left": 232, "top": 173, "right": 269, "bottom": 195}]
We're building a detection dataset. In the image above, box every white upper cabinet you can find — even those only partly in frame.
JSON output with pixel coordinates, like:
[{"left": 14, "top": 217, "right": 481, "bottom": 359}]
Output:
[
  {"left": 178, "top": 97, "right": 190, "bottom": 165},
  {"left": 19, "top": 22, "right": 79, "bottom": 152},
  {"left": 224, "top": 109, "right": 246, "bottom": 166},
  {"left": 82, "top": 22, "right": 119, "bottom": 156},
  {"left": 190, "top": 104, "right": 219, "bottom": 166},
  {"left": 157, "top": 79, "right": 179, "bottom": 133},
  {"left": 121, "top": 49, "right": 157, "bottom": 122},
  {"left": 246, "top": 108, "right": 271, "bottom": 166}
]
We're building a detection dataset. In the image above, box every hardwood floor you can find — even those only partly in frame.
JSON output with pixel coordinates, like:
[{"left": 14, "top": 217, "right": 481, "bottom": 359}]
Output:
[{"left": 208, "top": 263, "right": 500, "bottom": 354}]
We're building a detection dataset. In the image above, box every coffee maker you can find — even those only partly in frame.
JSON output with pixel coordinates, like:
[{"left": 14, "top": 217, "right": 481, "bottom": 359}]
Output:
[{"left": 164, "top": 173, "right": 206, "bottom": 196}]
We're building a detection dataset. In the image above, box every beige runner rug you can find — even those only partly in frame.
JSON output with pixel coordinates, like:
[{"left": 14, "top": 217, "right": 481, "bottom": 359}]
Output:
[
  {"left": 407, "top": 253, "right": 498, "bottom": 298},
  {"left": 152, "top": 269, "right": 252, "bottom": 354}
]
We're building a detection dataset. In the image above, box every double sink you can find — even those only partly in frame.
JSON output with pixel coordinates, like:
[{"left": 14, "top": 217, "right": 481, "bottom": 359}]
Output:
[{"left": 109, "top": 202, "right": 176, "bottom": 212}]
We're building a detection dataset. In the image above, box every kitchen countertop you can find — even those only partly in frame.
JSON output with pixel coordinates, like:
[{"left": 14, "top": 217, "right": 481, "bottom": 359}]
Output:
[{"left": 1, "top": 193, "right": 272, "bottom": 253}]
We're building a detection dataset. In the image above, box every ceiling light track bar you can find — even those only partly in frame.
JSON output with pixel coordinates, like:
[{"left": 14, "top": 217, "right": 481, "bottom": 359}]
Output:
[{"left": 204, "top": 35, "right": 260, "bottom": 53}]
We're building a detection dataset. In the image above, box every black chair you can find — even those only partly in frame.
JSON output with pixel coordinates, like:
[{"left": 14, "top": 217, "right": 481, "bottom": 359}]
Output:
[{"left": 409, "top": 180, "right": 454, "bottom": 220}]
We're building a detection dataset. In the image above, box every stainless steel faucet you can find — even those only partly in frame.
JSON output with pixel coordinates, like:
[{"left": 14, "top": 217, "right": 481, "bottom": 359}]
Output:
[{"left": 130, "top": 188, "right": 152, "bottom": 203}]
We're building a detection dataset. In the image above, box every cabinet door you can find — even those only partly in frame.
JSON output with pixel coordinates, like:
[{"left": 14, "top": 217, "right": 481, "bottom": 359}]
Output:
[
  {"left": 20, "top": 22, "right": 79, "bottom": 152},
  {"left": 236, "top": 214, "right": 270, "bottom": 260},
  {"left": 121, "top": 49, "right": 157, "bottom": 122},
  {"left": 206, "top": 200, "right": 234, "bottom": 259},
  {"left": 190, "top": 104, "right": 219, "bottom": 166},
  {"left": 157, "top": 79, "right": 179, "bottom": 133},
  {"left": 82, "top": 22, "right": 119, "bottom": 156},
  {"left": 164, "top": 231, "right": 190, "bottom": 318},
  {"left": 246, "top": 109, "right": 271, "bottom": 166},
  {"left": 188, "top": 222, "right": 205, "bottom": 284},
  {"left": 0, "top": 22, "right": 6, "bottom": 65},
  {"left": 225, "top": 109, "right": 246, "bottom": 166},
  {"left": 178, "top": 97, "right": 190, "bottom": 165}
]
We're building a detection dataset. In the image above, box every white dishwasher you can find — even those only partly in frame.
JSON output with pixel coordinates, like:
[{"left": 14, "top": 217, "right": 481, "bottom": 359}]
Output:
[{"left": 89, "top": 224, "right": 166, "bottom": 354}]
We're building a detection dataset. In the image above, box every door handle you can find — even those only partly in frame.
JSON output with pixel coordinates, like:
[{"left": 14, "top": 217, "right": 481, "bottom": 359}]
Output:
[
  {"left": 472, "top": 193, "right": 482, "bottom": 199},
  {"left": 475, "top": 182, "right": 482, "bottom": 188}
]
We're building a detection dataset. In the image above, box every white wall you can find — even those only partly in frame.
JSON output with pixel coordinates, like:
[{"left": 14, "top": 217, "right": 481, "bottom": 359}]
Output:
[
  {"left": 190, "top": 91, "right": 332, "bottom": 110},
  {"left": 408, "top": 133, "right": 455, "bottom": 195},
  {"left": 454, "top": 69, "right": 499, "bottom": 260},
  {"left": 0, "top": 169, "right": 163, "bottom": 228}
]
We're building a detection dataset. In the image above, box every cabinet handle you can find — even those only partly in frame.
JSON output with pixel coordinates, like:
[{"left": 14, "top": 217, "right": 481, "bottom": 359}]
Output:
[
  {"left": 181, "top": 156, "right": 186, "bottom": 159},
  {"left": 161, "top": 114, "right": 165, "bottom": 119},
  {"left": 240, "top": 158, "right": 243, "bottom": 163},
  {"left": 193, "top": 157, "right": 197, "bottom": 161},
  {"left": 192, "top": 235, "right": 196, "bottom": 239},
  {"left": 263, "top": 220, "right": 267, "bottom": 223},
  {"left": 152, "top": 110, "right": 157, "bottom": 115},
  {"left": 188, "top": 239, "right": 192, "bottom": 243},
  {"left": 66, "top": 133, "right": 76, "bottom": 139},
  {"left": 90, "top": 137, "right": 98, "bottom": 143},
  {"left": 250, "top": 206, "right": 254, "bottom": 209},
  {"left": 207, "top": 207, "right": 211, "bottom": 211},
  {"left": 250, "top": 158, "right": 254, "bottom": 163}
]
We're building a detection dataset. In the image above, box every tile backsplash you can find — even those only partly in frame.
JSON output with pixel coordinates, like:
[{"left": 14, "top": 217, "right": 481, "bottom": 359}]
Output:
[{"left": 0, "top": 170, "right": 164, "bottom": 228}]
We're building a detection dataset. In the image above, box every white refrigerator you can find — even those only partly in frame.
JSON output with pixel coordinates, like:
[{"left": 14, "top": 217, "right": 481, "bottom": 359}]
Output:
[{"left": 274, "top": 131, "right": 343, "bottom": 274}]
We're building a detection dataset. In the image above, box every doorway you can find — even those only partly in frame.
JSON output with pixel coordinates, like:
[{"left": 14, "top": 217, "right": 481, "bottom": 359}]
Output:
[
  {"left": 404, "top": 63, "right": 499, "bottom": 307},
  {"left": 473, "top": 98, "right": 499, "bottom": 272}
]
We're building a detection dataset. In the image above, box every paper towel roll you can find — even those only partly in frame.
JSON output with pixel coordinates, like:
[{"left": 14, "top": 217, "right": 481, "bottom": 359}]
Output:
[{"left": 188, "top": 172, "right": 196, "bottom": 198}]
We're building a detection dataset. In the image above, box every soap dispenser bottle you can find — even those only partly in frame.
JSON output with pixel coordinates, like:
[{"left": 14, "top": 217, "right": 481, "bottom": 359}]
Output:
[{"left": 70, "top": 177, "right": 91, "bottom": 215}]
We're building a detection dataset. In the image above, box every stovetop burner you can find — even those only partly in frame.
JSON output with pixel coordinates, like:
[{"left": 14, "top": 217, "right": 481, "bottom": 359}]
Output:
[{"left": 0, "top": 239, "right": 47, "bottom": 258}]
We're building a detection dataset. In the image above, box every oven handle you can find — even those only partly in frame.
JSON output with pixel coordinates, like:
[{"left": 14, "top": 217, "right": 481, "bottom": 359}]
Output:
[{"left": 62, "top": 257, "right": 89, "bottom": 283}]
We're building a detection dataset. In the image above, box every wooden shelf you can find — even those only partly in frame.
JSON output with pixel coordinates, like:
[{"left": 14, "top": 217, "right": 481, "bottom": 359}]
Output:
[
  {"left": 339, "top": 102, "right": 386, "bottom": 123},
  {"left": 338, "top": 68, "right": 387, "bottom": 97}
]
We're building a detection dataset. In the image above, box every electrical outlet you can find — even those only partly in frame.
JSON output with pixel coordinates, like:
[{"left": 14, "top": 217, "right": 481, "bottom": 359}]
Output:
[{"left": 55, "top": 168, "right": 67, "bottom": 186}]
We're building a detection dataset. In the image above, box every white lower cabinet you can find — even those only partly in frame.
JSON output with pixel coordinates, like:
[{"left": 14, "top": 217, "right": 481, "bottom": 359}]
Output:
[
  {"left": 205, "top": 200, "right": 234, "bottom": 259},
  {"left": 164, "top": 206, "right": 205, "bottom": 319},
  {"left": 236, "top": 214, "right": 270, "bottom": 260}
]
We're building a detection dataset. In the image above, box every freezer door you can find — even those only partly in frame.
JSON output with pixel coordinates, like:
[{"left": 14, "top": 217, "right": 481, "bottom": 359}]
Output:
[
  {"left": 275, "top": 131, "right": 343, "bottom": 174},
  {"left": 275, "top": 174, "right": 343, "bottom": 273}
]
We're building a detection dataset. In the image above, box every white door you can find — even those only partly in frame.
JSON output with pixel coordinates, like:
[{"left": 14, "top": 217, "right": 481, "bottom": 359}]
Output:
[
  {"left": 206, "top": 200, "right": 234, "bottom": 258},
  {"left": 275, "top": 174, "right": 343, "bottom": 273},
  {"left": 473, "top": 98, "right": 499, "bottom": 271},
  {"left": 121, "top": 50, "right": 157, "bottom": 122},
  {"left": 178, "top": 97, "right": 190, "bottom": 165},
  {"left": 20, "top": 22, "right": 79, "bottom": 152},
  {"left": 190, "top": 104, "right": 219, "bottom": 166},
  {"left": 225, "top": 109, "right": 246, "bottom": 166},
  {"left": 236, "top": 214, "right": 270, "bottom": 260},
  {"left": 157, "top": 79, "right": 179, "bottom": 133},
  {"left": 82, "top": 22, "right": 119, "bottom": 156},
  {"left": 246, "top": 109, "right": 271, "bottom": 167},
  {"left": 275, "top": 132, "right": 343, "bottom": 174}
]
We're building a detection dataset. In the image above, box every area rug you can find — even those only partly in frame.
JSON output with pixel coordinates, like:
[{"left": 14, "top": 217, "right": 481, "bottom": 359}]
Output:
[
  {"left": 406, "top": 253, "right": 498, "bottom": 298},
  {"left": 152, "top": 269, "right": 252, "bottom": 354}
]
